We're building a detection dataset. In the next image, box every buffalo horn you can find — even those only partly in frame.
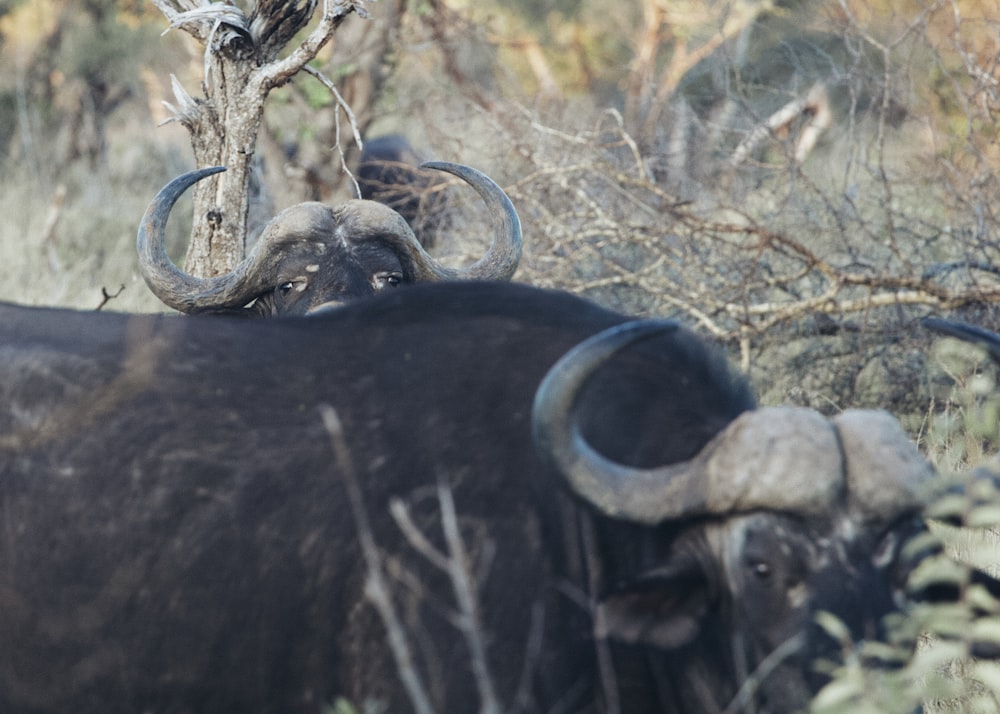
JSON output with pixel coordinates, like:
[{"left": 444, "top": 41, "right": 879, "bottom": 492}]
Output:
[
  {"left": 405, "top": 161, "right": 522, "bottom": 282},
  {"left": 532, "top": 321, "right": 933, "bottom": 525},
  {"left": 136, "top": 166, "right": 255, "bottom": 315},
  {"left": 833, "top": 409, "right": 934, "bottom": 523},
  {"left": 137, "top": 162, "right": 522, "bottom": 316}
]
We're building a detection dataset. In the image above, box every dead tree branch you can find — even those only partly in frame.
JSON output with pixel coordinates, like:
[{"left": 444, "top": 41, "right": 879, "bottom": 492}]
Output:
[
  {"left": 153, "top": 0, "right": 367, "bottom": 277},
  {"left": 95, "top": 285, "right": 126, "bottom": 311},
  {"left": 502, "top": 110, "right": 1000, "bottom": 348},
  {"left": 730, "top": 84, "right": 832, "bottom": 166}
]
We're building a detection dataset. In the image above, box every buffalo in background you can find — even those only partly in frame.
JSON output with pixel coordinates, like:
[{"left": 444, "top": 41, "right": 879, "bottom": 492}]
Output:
[
  {"left": 924, "top": 316, "right": 1000, "bottom": 364},
  {"left": 0, "top": 281, "right": 995, "bottom": 713},
  {"left": 356, "top": 134, "right": 451, "bottom": 249},
  {"left": 137, "top": 161, "right": 521, "bottom": 316}
]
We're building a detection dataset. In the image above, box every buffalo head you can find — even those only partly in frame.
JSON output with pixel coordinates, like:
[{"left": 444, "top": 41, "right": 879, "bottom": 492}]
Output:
[
  {"left": 137, "top": 162, "right": 521, "bottom": 316},
  {"left": 532, "top": 321, "right": 944, "bottom": 712}
]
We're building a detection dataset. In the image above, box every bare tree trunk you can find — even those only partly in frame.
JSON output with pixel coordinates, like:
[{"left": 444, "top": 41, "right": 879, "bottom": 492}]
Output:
[
  {"left": 153, "top": 0, "right": 367, "bottom": 277},
  {"left": 623, "top": 0, "right": 665, "bottom": 133}
]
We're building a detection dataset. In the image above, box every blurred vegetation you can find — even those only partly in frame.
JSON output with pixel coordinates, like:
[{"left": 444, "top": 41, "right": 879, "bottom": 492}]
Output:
[{"left": 0, "top": 0, "right": 191, "bottom": 311}]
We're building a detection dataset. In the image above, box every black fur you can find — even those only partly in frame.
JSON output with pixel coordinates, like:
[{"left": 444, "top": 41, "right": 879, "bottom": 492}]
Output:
[
  {"left": 0, "top": 282, "right": 970, "bottom": 712},
  {"left": 357, "top": 134, "right": 449, "bottom": 247}
]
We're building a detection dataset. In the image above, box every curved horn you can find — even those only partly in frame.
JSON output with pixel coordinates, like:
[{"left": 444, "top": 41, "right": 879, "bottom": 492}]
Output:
[
  {"left": 923, "top": 317, "right": 1000, "bottom": 365},
  {"left": 532, "top": 321, "right": 849, "bottom": 524},
  {"left": 138, "top": 166, "right": 287, "bottom": 315},
  {"left": 407, "top": 161, "right": 522, "bottom": 281},
  {"left": 833, "top": 410, "right": 935, "bottom": 523}
]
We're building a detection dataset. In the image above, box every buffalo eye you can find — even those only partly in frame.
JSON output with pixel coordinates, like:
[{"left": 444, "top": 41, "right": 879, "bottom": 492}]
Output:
[
  {"left": 375, "top": 272, "right": 403, "bottom": 289},
  {"left": 750, "top": 560, "right": 771, "bottom": 580},
  {"left": 276, "top": 281, "right": 308, "bottom": 305}
]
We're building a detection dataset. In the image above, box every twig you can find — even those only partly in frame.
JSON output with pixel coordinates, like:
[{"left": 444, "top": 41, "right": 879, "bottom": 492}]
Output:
[
  {"left": 600, "top": 108, "right": 650, "bottom": 182},
  {"left": 318, "top": 405, "right": 436, "bottom": 714},
  {"left": 95, "top": 285, "right": 125, "bottom": 311},
  {"left": 389, "top": 498, "right": 451, "bottom": 573},
  {"left": 302, "top": 64, "right": 363, "bottom": 197},
  {"left": 722, "top": 633, "right": 806, "bottom": 714},
  {"left": 436, "top": 479, "right": 502, "bottom": 714},
  {"left": 40, "top": 184, "right": 66, "bottom": 274},
  {"left": 389, "top": 487, "right": 503, "bottom": 714},
  {"left": 512, "top": 602, "right": 546, "bottom": 713}
]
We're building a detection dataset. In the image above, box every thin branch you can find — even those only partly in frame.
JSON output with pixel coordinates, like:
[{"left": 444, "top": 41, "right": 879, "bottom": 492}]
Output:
[
  {"left": 436, "top": 479, "right": 502, "bottom": 714},
  {"left": 512, "top": 602, "right": 546, "bottom": 713},
  {"left": 722, "top": 633, "right": 806, "bottom": 714},
  {"left": 302, "top": 64, "right": 364, "bottom": 196},
  {"left": 95, "top": 285, "right": 125, "bottom": 311},
  {"left": 318, "top": 405, "right": 436, "bottom": 714},
  {"left": 254, "top": 0, "right": 367, "bottom": 93},
  {"left": 389, "top": 488, "right": 502, "bottom": 714},
  {"left": 389, "top": 498, "right": 451, "bottom": 573}
]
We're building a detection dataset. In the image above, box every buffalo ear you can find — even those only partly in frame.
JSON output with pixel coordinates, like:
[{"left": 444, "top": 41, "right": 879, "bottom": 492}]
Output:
[{"left": 595, "top": 555, "right": 710, "bottom": 649}]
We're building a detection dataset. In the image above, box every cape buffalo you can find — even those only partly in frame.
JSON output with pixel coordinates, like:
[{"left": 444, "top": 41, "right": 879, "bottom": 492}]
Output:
[
  {"left": 0, "top": 282, "right": 989, "bottom": 713},
  {"left": 356, "top": 134, "right": 450, "bottom": 248},
  {"left": 137, "top": 161, "right": 521, "bottom": 316}
]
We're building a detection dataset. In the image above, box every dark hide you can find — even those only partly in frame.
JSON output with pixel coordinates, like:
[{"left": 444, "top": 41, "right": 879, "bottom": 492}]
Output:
[
  {"left": 357, "top": 134, "right": 449, "bottom": 248},
  {"left": 0, "top": 282, "right": 971, "bottom": 713}
]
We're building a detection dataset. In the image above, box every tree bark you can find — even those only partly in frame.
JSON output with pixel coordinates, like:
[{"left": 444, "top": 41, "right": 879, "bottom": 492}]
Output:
[{"left": 153, "top": 0, "right": 366, "bottom": 277}]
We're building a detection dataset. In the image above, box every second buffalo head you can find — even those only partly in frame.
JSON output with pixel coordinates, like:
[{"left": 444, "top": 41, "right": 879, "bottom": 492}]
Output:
[{"left": 137, "top": 162, "right": 521, "bottom": 316}]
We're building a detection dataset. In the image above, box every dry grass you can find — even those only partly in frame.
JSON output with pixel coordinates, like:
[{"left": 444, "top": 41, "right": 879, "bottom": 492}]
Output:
[{"left": 0, "top": 115, "right": 193, "bottom": 313}]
